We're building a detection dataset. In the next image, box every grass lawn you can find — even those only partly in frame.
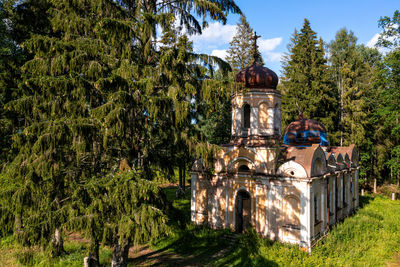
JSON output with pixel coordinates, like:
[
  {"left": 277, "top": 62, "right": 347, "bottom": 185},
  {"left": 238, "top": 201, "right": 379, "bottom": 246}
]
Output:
[
  {"left": 142, "top": 190, "right": 400, "bottom": 266},
  {"left": 1, "top": 189, "right": 400, "bottom": 266}
]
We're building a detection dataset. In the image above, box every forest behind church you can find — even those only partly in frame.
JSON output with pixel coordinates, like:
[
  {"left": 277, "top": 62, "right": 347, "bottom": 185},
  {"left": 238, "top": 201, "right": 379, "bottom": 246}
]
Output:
[{"left": 0, "top": 0, "right": 399, "bottom": 265}]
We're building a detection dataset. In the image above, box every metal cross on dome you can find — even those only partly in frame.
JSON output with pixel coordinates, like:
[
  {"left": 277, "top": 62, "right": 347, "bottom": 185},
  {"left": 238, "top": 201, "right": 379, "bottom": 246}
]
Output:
[{"left": 252, "top": 31, "right": 261, "bottom": 63}]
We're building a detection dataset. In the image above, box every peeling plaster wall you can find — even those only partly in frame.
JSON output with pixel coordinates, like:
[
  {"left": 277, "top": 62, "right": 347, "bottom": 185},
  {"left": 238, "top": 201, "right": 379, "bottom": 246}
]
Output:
[
  {"left": 191, "top": 166, "right": 359, "bottom": 251},
  {"left": 232, "top": 92, "right": 281, "bottom": 137}
]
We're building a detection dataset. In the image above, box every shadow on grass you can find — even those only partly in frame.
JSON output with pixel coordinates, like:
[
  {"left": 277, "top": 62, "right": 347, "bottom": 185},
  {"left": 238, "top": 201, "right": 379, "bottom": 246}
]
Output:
[
  {"left": 129, "top": 187, "right": 279, "bottom": 266},
  {"left": 359, "top": 195, "right": 372, "bottom": 209},
  {"left": 129, "top": 226, "right": 278, "bottom": 267},
  {"left": 129, "top": 226, "right": 231, "bottom": 266}
]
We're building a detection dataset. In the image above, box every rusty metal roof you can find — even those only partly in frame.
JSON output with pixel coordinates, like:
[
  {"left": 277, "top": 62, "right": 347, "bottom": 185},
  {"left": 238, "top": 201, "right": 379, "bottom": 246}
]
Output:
[
  {"left": 330, "top": 144, "right": 358, "bottom": 167},
  {"left": 235, "top": 62, "right": 279, "bottom": 89},
  {"left": 284, "top": 114, "right": 327, "bottom": 135},
  {"left": 285, "top": 144, "right": 323, "bottom": 177}
]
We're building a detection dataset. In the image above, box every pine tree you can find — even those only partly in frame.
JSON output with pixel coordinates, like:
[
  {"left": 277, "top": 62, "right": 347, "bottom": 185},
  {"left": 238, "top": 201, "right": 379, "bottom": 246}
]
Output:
[
  {"left": 280, "top": 19, "right": 338, "bottom": 143},
  {"left": 226, "top": 15, "right": 263, "bottom": 71}
]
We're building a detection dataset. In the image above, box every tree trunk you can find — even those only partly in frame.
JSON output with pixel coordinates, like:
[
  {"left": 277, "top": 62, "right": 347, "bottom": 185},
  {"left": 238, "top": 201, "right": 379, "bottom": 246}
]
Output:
[
  {"left": 373, "top": 179, "right": 377, "bottom": 194},
  {"left": 14, "top": 213, "right": 22, "bottom": 238},
  {"left": 52, "top": 228, "right": 64, "bottom": 256},
  {"left": 176, "top": 164, "right": 184, "bottom": 198},
  {"left": 85, "top": 241, "right": 100, "bottom": 267},
  {"left": 111, "top": 240, "right": 129, "bottom": 267},
  {"left": 182, "top": 162, "right": 186, "bottom": 192},
  {"left": 179, "top": 165, "right": 182, "bottom": 190}
]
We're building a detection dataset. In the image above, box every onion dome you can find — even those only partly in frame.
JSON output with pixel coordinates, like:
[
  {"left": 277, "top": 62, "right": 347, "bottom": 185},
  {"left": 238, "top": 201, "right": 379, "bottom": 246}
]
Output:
[
  {"left": 283, "top": 113, "right": 328, "bottom": 147},
  {"left": 234, "top": 32, "right": 279, "bottom": 89},
  {"left": 235, "top": 63, "right": 279, "bottom": 89}
]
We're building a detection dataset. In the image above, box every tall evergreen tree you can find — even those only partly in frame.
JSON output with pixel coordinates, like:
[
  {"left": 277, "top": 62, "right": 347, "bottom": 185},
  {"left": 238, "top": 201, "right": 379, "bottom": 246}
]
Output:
[
  {"left": 280, "top": 19, "right": 338, "bottom": 143},
  {"left": 1, "top": 0, "right": 241, "bottom": 264},
  {"left": 226, "top": 15, "right": 263, "bottom": 71}
]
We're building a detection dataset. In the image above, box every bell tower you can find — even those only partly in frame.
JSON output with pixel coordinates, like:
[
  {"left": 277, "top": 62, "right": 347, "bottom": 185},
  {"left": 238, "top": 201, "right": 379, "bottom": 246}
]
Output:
[{"left": 231, "top": 32, "right": 281, "bottom": 146}]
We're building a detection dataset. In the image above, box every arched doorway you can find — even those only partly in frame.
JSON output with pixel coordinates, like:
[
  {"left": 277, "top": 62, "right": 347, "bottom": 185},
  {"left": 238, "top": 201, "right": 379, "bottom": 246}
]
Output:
[{"left": 236, "top": 190, "right": 251, "bottom": 233}]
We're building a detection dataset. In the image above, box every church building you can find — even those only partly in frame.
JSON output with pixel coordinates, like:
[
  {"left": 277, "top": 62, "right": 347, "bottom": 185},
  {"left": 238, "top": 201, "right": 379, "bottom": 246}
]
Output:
[{"left": 190, "top": 37, "right": 360, "bottom": 252}]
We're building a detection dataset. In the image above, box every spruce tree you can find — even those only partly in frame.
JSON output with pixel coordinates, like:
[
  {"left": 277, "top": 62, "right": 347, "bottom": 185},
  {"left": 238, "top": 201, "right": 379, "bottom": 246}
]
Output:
[
  {"left": 226, "top": 15, "right": 263, "bottom": 71},
  {"left": 1, "top": 0, "right": 241, "bottom": 264},
  {"left": 280, "top": 19, "right": 338, "bottom": 143}
]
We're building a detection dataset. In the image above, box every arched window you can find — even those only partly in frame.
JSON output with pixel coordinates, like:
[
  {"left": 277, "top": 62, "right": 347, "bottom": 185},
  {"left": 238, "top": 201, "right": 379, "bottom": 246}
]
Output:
[
  {"left": 238, "top": 165, "right": 250, "bottom": 172},
  {"left": 243, "top": 104, "right": 251, "bottom": 129},
  {"left": 283, "top": 195, "right": 300, "bottom": 229}
]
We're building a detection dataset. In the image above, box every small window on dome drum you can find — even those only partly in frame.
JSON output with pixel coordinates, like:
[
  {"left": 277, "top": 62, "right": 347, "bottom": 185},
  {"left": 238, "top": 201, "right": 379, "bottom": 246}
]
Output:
[
  {"left": 238, "top": 165, "right": 250, "bottom": 172},
  {"left": 243, "top": 104, "right": 251, "bottom": 128}
]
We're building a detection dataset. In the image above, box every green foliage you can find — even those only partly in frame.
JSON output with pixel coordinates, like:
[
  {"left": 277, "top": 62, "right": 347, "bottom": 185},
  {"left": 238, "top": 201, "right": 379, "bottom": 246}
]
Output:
[
  {"left": 226, "top": 15, "right": 263, "bottom": 72},
  {"left": 280, "top": 19, "right": 338, "bottom": 142},
  {"left": 378, "top": 10, "right": 400, "bottom": 48},
  {"left": 328, "top": 28, "right": 374, "bottom": 148},
  {"left": 373, "top": 47, "right": 400, "bottom": 183},
  {"left": 0, "top": 0, "right": 242, "bottom": 263}
]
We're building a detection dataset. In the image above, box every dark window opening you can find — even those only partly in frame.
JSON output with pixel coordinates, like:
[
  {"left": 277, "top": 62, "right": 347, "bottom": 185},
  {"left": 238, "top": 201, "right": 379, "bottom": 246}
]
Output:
[
  {"left": 238, "top": 165, "right": 250, "bottom": 172},
  {"left": 350, "top": 179, "right": 353, "bottom": 195},
  {"left": 343, "top": 178, "right": 346, "bottom": 206},
  {"left": 314, "top": 195, "right": 318, "bottom": 223},
  {"left": 335, "top": 180, "right": 339, "bottom": 210},
  {"left": 327, "top": 178, "right": 330, "bottom": 211},
  {"left": 243, "top": 104, "right": 251, "bottom": 128}
]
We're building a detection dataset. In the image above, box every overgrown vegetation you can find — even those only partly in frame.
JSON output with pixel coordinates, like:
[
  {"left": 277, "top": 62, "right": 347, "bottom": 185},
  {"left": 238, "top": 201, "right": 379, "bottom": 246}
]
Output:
[
  {"left": 2, "top": 191, "right": 399, "bottom": 266},
  {"left": 0, "top": 0, "right": 399, "bottom": 265}
]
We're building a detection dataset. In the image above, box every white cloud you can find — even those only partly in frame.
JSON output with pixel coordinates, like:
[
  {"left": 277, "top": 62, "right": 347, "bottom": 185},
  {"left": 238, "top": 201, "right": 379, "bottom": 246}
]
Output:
[
  {"left": 189, "top": 22, "right": 237, "bottom": 51},
  {"left": 258, "top": 37, "right": 283, "bottom": 52},
  {"left": 211, "top": 49, "right": 228, "bottom": 60},
  {"left": 187, "top": 22, "right": 283, "bottom": 64},
  {"left": 365, "top": 33, "right": 393, "bottom": 54},
  {"left": 366, "top": 33, "right": 379, "bottom": 48},
  {"left": 264, "top": 51, "right": 283, "bottom": 62}
]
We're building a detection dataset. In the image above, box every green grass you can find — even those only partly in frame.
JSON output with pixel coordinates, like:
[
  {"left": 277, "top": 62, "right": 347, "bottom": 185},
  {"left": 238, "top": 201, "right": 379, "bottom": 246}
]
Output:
[
  {"left": 0, "top": 234, "right": 112, "bottom": 266},
  {"left": 150, "top": 193, "right": 400, "bottom": 267},
  {"left": 1, "top": 191, "right": 400, "bottom": 266}
]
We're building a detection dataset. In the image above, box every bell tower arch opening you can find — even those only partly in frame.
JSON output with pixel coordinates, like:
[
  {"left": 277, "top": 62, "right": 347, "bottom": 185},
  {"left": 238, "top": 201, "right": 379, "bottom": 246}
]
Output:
[{"left": 243, "top": 104, "right": 251, "bottom": 129}]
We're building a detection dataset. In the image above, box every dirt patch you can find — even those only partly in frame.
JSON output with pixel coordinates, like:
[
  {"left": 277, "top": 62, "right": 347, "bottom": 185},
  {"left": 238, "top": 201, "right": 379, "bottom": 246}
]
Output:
[
  {"left": 159, "top": 182, "right": 189, "bottom": 189},
  {"left": 129, "top": 245, "right": 192, "bottom": 266},
  {"left": 66, "top": 231, "right": 90, "bottom": 245},
  {"left": 387, "top": 253, "right": 400, "bottom": 267}
]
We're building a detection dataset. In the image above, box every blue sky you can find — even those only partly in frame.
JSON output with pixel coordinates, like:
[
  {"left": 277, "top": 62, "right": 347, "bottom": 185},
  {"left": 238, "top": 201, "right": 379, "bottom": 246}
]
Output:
[{"left": 188, "top": 0, "right": 399, "bottom": 76}]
